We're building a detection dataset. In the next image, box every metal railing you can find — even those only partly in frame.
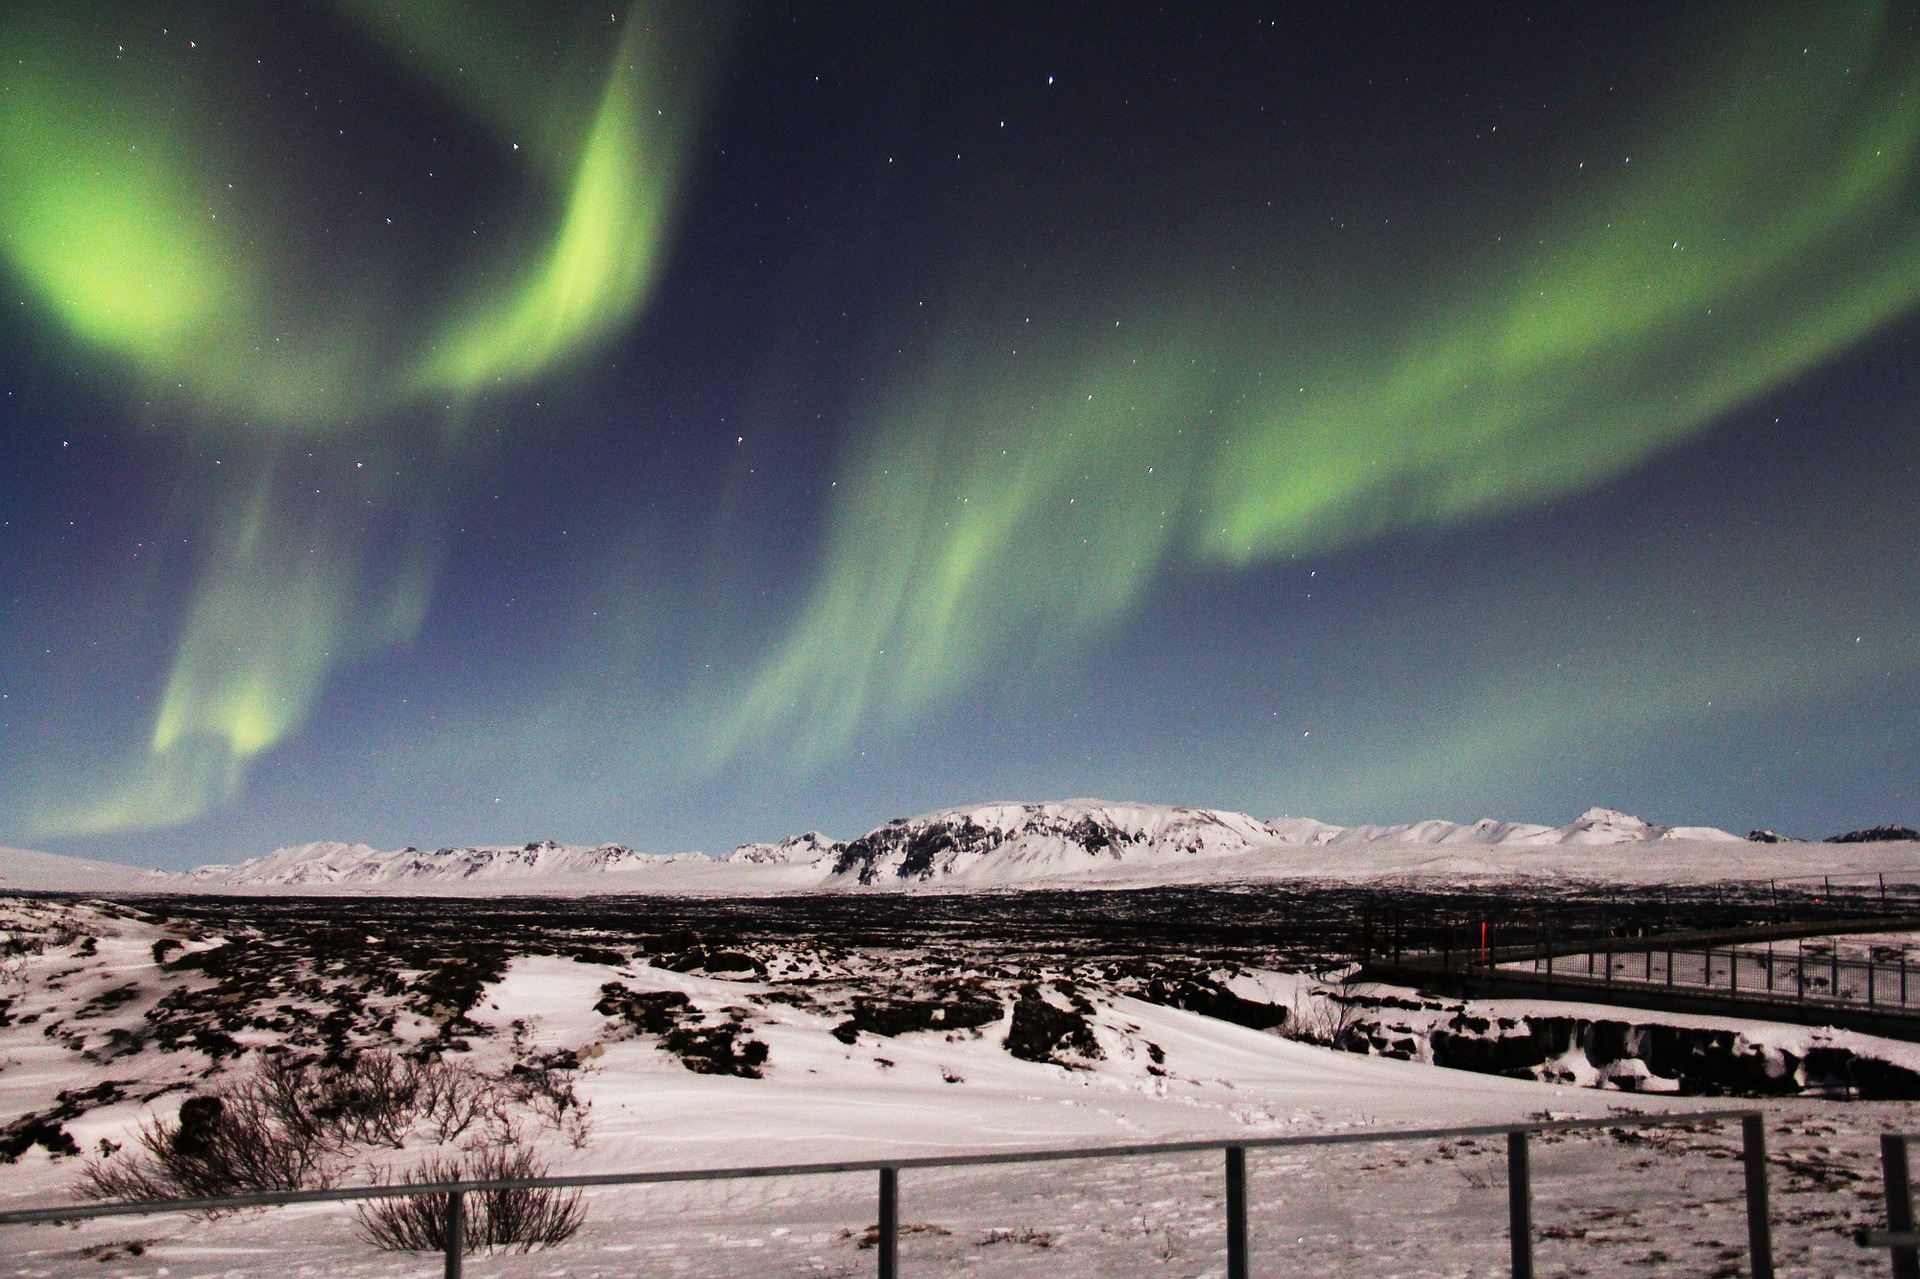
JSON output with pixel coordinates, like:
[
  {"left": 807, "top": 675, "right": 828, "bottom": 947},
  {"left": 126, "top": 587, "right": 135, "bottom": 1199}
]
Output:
[
  {"left": 0, "top": 1108, "right": 1773, "bottom": 1279},
  {"left": 1519, "top": 940, "right": 1920, "bottom": 1011},
  {"left": 1858, "top": 1133, "right": 1920, "bottom": 1278}
]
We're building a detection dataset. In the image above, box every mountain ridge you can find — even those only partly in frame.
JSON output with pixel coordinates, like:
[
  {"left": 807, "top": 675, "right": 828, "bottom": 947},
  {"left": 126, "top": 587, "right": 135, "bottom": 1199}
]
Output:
[{"left": 0, "top": 800, "right": 1779, "bottom": 891}]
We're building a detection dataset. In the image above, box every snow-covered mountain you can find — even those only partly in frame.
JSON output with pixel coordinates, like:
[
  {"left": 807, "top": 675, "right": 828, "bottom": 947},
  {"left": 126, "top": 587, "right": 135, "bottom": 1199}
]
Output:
[
  {"left": 0, "top": 801, "right": 1818, "bottom": 893},
  {"left": 0, "top": 844, "right": 171, "bottom": 891},
  {"left": 821, "top": 800, "right": 1316, "bottom": 885},
  {"left": 804, "top": 802, "right": 1744, "bottom": 885},
  {"left": 1324, "top": 807, "right": 1744, "bottom": 848},
  {"left": 722, "top": 831, "right": 842, "bottom": 867},
  {"left": 170, "top": 804, "right": 1744, "bottom": 889},
  {"left": 185, "top": 838, "right": 698, "bottom": 886}
]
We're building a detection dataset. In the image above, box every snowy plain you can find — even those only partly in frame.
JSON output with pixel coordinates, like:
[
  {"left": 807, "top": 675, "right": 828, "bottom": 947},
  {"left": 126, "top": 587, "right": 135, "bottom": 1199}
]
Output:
[
  {"left": 6, "top": 914, "right": 1893, "bottom": 1279},
  {"left": 4, "top": 801, "right": 1919, "bottom": 1275}
]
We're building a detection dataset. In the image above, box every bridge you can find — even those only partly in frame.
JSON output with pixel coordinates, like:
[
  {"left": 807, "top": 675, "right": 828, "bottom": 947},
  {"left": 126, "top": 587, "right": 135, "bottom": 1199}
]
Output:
[{"left": 1358, "top": 915, "right": 1920, "bottom": 1041}]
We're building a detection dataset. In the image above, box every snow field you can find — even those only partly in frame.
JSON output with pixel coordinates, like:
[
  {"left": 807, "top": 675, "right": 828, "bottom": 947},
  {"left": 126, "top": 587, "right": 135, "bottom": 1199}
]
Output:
[
  {"left": 6, "top": 1103, "right": 1902, "bottom": 1278},
  {"left": 5, "top": 899, "right": 1915, "bottom": 1277}
]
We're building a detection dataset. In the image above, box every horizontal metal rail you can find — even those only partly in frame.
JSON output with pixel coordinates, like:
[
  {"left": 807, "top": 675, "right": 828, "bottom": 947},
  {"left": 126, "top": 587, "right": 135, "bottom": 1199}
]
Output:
[
  {"left": 1517, "top": 944, "right": 1920, "bottom": 1008},
  {"left": 0, "top": 1107, "right": 1759, "bottom": 1228},
  {"left": 0, "top": 1108, "right": 1773, "bottom": 1279}
]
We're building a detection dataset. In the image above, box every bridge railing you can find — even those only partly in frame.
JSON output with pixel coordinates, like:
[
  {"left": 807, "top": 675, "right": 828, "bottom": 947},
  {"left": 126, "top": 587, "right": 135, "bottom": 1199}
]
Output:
[
  {"left": 0, "top": 1108, "right": 1773, "bottom": 1279},
  {"left": 1511, "top": 940, "right": 1920, "bottom": 1011},
  {"left": 1854, "top": 1133, "right": 1920, "bottom": 1278}
]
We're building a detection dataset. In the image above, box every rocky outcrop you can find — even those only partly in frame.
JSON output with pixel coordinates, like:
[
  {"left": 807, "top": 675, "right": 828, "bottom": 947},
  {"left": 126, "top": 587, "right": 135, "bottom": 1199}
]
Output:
[
  {"left": 1360, "top": 1010, "right": 1920, "bottom": 1099},
  {"left": 824, "top": 801, "right": 1290, "bottom": 885},
  {"left": 1003, "top": 983, "right": 1104, "bottom": 1068},
  {"left": 1826, "top": 825, "right": 1920, "bottom": 844}
]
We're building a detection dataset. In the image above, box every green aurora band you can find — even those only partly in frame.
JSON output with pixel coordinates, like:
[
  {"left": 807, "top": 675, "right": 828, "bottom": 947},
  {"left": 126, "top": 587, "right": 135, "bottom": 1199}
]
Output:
[
  {"left": 0, "top": 3, "right": 715, "bottom": 834},
  {"left": 715, "top": 3, "right": 1920, "bottom": 768},
  {"left": 8, "top": 3, "right": 1920, "bottom": 836}
]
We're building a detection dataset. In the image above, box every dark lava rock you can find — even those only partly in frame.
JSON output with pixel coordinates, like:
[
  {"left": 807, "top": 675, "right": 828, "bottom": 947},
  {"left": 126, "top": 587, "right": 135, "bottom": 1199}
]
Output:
[
  {"left": 663, "top": 1023, "right": 769, "bottom": 1078},
  {"left": 0, "top": 1113, "right": 81, "bottom": 1163},
  {"left": 1138, "top": 977, "right": 1288, "bottom": 1032},
  {"left": 594, "top": 981, "right": 769, "bottom": 1077},
  {"left": 1003, "top": 983, "right": 1103, "bottom": 1067},
  {"left": 831, "top": 991, "right": 1003, "bottom": 1044},
  {"left": 1826, "top": 825, "right": 1920, "bottom": 844},
  {"left": 594, "top": 982, "right": 693, "bottom": 1035}
]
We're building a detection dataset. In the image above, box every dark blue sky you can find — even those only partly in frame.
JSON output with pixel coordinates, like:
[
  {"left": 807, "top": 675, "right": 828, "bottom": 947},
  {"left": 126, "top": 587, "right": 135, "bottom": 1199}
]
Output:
[{"left": 2, "top": 2, "right": 1917, "bottom": 867}]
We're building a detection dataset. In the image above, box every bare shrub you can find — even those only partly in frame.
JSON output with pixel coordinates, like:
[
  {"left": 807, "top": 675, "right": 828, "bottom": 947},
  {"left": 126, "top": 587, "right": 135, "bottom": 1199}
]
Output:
[
  {"left": 499, "top": 1022, "right": 594, "bottom": 1148},
  {"left": 1281, "top": 982, "right": 1372, "bottom": 1050},
  {"left": 82, "top": 1090, "right": 335, "bottom": 1201},
  {"left": 83, "top": 1045, "right": 596, "bottom": 1206},
  {"left": 500, "top": 1057, "right": 592, "bottom": 1148},
  {"left": 305, "top": 1051, "right": 419, "bottom": 1147},
  {"left": 81, "top": 1053, "right": 436, "bottom": 1202},
  {"left": 355, "top": 1147, "right": 583, "bottom": 1253},
  {"left": 412, "top": 1058, "right": 498, "bottom": 1144}
]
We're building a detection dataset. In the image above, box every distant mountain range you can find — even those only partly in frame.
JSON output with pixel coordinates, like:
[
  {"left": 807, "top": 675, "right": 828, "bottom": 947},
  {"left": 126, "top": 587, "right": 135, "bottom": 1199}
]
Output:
[
  {"left": 806, "top": 802, "right": 1740, "bottom": 887},
  {"left": 2, "top": 800, "right": 1807, "bottom": 894}
]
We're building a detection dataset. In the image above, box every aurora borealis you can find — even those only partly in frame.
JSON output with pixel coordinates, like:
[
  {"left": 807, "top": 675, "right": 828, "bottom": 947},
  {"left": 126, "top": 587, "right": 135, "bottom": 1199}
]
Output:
[{"left": 4, "top": 3, "right": 1919, "bottom": 866}]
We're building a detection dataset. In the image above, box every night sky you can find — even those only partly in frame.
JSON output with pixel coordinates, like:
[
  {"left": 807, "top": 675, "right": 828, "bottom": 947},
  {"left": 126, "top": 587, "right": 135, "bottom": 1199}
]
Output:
[{"left": 4, "top": 2, "right": 1919, "bottom": 869}]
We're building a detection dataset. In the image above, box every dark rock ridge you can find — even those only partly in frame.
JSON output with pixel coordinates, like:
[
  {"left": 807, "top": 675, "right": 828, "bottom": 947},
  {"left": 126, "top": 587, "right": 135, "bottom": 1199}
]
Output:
[
  {"left": 830, "top": 990, "right": 1003, "bottom": 1044},
  {"left": 824, "top": 802, "right": 1283, "bottom": 885},
  {"left": 1345, "top": 1008, "right": 1920, "bottom": 1099},
  {"left": 1003, "top": 983, "right": 1104, "bottom": 1068},
  {"left": 1826, "top": 825, "right": 1920, "bottom": 844},
  {"left": 1139, "top": 976, "right": 1290, "bottom": 1032},
  {"left": 592, "top": 982, "right": 769, "bottom": 1078}
]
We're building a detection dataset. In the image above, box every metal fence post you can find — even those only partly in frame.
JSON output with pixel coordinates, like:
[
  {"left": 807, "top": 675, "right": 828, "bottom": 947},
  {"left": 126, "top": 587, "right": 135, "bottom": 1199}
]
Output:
[
  {"left": 1507, "top": 1130, "right": 1533, "bottom": 1279},
  {"left": 1226, "top": 1145, "right": 1249, "bottom": 1279},
  {"left": 1741, "top": 1115, "right": 1774, "bottom": 1279},
  {"left": 1884, "top": 1135, "right": 1919, "bottom": 1279},
  {"left": 878, "top": 1167, "right": 899, "bottom": 1279},
  {"left": 443, "top": 1189, "right": 464, "bottom": 1279}
]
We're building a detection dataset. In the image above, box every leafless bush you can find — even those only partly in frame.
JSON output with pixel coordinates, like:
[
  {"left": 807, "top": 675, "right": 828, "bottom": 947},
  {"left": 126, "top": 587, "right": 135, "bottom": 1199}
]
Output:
[
  {"left": 82, "top": 1090, "right": 335, "bottom": 1201},
  {"left": 499, "top": 1021, "right": 594, "bottom": 1148},
  {"left": 500, "top": 1058, "right": 592, "bottom": 1148},
  {"left": 83, "top": 1045, "right": 595, "bottom": 1205},
  {"left": 1455, "top": 1160, "right": 1507, "bottom": 1190},
  {"left": 306, "top": 1051, "right": 419, "bottom": 1147},
  {"left": 355, "top": 1147, "right": 583, "bottom": 1253},
  {"left": 82, "top": 1044, "right": 560, "bottom": 1198},
  {"left": 1280, "top": 982, "right": 1372, "bottom": 1050},
  {"left": 412, "top": 1058, "right": 498, "bottom": 1144}
]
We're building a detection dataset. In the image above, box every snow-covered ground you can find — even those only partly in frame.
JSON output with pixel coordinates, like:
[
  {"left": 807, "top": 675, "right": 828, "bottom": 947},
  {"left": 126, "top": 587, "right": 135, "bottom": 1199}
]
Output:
[
  {"left": 13, "top": 1101, "right": 1907, "bottom": 1279},
  {"left": 2, "top": 897, "right": 1915, "bottom": 1277}
]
